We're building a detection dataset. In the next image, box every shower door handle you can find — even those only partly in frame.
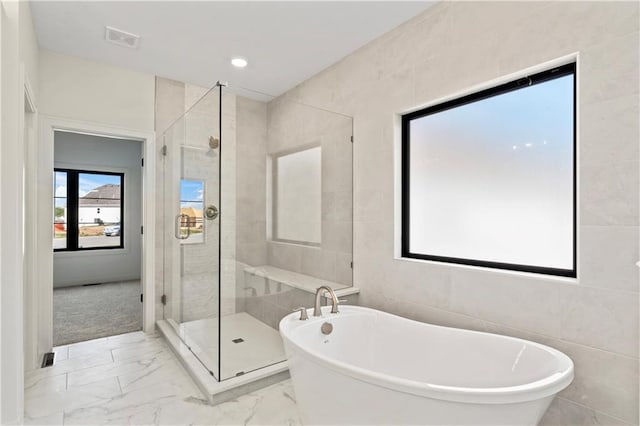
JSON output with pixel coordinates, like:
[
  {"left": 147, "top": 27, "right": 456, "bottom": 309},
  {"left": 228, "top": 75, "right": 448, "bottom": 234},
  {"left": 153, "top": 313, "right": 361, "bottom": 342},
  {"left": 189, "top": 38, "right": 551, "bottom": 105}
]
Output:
[{"left": 175, "top": 214, "right": 191, "bottom": 240}]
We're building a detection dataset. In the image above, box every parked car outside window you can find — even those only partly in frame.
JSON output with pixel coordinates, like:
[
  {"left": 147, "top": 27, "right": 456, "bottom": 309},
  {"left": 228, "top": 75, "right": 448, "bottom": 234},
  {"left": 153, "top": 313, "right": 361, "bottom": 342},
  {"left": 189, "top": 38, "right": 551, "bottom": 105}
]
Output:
[{"left": 104, "top": 224, "right": 121, "bottom": 237}]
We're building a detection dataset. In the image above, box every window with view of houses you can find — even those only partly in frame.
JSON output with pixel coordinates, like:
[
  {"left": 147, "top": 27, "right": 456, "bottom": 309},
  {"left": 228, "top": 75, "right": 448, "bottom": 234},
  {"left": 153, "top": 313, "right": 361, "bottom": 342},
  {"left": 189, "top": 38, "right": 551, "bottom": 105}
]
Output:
[
  {"left": 54, "top": 170, "right": 124, "bottom": 251},
  {"left": 179, "top": 179, "right": 205, "bottom": 244}
]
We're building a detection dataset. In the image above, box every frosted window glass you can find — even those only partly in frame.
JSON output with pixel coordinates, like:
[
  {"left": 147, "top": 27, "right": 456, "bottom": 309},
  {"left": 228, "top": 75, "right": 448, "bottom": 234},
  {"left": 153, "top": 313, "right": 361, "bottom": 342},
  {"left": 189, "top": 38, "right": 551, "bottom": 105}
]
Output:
[
  {"left": 275, "top": 146, "right": 321, "bottom": 244},
  {"left": 405, "top": 72, "right": 574, "bottom": 274}
]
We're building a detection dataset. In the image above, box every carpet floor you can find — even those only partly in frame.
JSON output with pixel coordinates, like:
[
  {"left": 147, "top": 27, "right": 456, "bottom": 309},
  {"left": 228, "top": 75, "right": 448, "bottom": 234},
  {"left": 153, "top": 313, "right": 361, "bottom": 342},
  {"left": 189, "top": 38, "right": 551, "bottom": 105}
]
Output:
[{"left": 53, "top": 280, "right": 142, "bottom": 346}]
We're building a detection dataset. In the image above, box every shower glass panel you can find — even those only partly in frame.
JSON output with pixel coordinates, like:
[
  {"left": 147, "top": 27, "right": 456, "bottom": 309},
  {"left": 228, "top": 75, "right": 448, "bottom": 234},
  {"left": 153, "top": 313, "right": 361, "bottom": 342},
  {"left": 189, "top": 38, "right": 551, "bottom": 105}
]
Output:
[
  {"left": 223, "top": 86, "right": 353, "bottom": 380},
  {"left": 160, "top": 82, "right": 353, "bottom": 383},
  {"left": 162, "top": 85, "right": 222, "bottom": 380}
]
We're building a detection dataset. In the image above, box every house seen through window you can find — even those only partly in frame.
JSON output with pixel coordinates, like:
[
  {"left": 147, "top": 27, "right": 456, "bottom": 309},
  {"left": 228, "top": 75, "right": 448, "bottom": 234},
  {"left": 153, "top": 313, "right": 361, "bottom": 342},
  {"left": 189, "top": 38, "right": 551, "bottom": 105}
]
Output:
[{"left": 179, "top": 179, "right": 205, "bottom": 244}]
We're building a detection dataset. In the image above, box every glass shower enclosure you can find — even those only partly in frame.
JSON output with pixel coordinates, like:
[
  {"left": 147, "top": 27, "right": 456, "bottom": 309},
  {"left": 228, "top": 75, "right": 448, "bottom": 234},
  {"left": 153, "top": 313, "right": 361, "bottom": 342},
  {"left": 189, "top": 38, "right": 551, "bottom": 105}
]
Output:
[
  {"left": 161, "top": 84, "right": 225, "bottom": 379},
  {"left": 160, "top": 82, "right": 353, "bottom": 383}
]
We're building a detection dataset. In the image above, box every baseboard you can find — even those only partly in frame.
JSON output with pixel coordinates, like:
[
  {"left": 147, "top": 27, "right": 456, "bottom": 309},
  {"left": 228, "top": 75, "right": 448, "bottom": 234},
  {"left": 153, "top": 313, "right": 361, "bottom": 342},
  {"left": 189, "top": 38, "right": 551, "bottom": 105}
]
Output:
[{"left": 53, "top": 277, "right": 141, "bottom": 288}]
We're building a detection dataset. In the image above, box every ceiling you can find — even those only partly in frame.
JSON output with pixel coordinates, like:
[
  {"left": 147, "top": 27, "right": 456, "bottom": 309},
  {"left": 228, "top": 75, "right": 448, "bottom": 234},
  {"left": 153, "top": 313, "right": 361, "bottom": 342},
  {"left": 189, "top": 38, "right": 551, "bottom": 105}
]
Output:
[{"left": 31, "top": 1, "right": 434, "bottom": 98}]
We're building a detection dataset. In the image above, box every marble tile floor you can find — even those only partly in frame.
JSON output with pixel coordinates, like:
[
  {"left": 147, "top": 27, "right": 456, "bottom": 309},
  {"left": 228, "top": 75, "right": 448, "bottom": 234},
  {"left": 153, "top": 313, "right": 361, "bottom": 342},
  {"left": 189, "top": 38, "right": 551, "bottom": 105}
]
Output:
[{"left": 23, "top": 331, "right": 301, "bottom": 425}]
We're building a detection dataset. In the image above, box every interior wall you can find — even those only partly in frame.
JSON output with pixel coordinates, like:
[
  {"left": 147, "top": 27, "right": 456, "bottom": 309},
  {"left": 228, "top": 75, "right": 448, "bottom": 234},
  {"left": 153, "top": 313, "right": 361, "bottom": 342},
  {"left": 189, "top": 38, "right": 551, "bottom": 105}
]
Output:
[
  {"left": 53, "top": 132, "right": 142, "bottom": 287},
  {"left": 19, "top": 0, "right": 41, "bottom": 376},
  {"left": 20, "top": 0, "right": 41, "bottom": 391},
  {"left": 279, "top": 2, "right": 639, "bottom": 425},
  {"left": 39, "top": 50, "right": 155, "bottom": 131},
  {"left": 154, "top": 77, "right": 185, "bottom": 323},
  {"left": 0, "top": 0, "right": 39, "bottom": 422},
  {"left": 36, "top": 49, "right": 155, "bottom": 366},
  {"left": 235, "top": 96, "right": 268, "bottom": 312},
  {"left": 236, "top": 96, "right": 268, "bottom": 268},
  {"left": 17, "top": 0, "right": 38, "bottom": 96},
  {"left": 0, "top": 3, "right": 23, "bottom": 423}
]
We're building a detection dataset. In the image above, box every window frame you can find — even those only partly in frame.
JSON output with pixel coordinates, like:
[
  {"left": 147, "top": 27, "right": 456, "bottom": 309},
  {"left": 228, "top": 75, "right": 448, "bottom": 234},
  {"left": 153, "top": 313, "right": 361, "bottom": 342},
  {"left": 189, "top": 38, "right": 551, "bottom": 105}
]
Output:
[
  {"left": 54, "top": 168, "right": 125, "bottom": 252},
  {"left": 401, "top": 62, "right": 577, "bottom": 278}
]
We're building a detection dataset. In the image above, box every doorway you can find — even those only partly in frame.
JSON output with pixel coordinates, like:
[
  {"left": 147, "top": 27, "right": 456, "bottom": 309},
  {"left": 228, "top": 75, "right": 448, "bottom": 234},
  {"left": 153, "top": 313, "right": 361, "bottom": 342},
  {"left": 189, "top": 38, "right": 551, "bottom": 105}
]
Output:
[{"left": 52, "top": 130, "right": 143, "bottom": 346}]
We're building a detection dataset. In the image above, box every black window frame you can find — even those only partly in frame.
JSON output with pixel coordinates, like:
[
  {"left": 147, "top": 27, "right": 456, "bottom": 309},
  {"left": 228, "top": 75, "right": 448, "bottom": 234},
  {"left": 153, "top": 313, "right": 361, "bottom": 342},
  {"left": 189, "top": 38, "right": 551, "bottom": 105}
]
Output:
[
  {"left": 54, "top": 168, "right": 125, "bottom": 252},
  {"left": 401, "top": 62, "right": 577, "bottom": 278}
]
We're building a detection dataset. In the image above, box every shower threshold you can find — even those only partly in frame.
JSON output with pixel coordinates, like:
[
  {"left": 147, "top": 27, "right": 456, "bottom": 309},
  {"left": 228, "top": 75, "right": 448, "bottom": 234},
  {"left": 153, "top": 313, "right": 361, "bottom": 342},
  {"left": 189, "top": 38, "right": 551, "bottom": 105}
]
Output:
[{"left": 157, "top": 318, "right": 289, "bottom": 405}]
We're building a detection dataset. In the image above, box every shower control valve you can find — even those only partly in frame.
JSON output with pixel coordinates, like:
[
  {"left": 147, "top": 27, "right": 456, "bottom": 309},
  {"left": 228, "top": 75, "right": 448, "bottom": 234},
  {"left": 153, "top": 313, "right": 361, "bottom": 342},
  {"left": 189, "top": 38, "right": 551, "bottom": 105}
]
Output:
[{"left": 204, "top": 205, "right": 219, "bottom": 220}]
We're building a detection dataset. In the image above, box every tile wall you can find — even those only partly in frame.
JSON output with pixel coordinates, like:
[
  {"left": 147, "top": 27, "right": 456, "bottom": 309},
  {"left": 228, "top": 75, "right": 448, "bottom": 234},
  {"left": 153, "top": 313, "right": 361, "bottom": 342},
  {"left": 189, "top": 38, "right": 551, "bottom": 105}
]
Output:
[
  {"left": 266, "top": 99, "right": 354, "bottom": 286},
  {"left": 234, "top": 96, "right": 357, "bottom": 323},
  {"left": 276, "top": 2, "right": 639, "bottom": 424}
]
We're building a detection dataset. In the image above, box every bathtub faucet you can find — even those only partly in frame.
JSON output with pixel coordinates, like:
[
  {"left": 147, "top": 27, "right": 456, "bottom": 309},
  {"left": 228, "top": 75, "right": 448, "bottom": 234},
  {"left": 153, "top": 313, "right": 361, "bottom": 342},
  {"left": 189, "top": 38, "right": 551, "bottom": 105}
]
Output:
[{"left": 314, "top": 286, "right": 340, "bottom": 316}]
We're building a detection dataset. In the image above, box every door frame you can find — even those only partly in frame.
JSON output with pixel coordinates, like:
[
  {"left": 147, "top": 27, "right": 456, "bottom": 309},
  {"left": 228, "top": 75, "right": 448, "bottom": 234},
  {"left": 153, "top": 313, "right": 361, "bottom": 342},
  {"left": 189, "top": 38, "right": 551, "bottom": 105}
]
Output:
[{"left": 33, "top": 116, "right": 156, "bottom": 362}]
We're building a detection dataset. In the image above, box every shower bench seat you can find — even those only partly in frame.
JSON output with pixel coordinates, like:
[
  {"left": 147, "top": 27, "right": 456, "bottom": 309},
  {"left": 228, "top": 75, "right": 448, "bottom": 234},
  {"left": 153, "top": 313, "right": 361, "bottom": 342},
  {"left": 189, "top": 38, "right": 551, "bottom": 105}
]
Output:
[{"left": 243, "top": 265, "right": 360, "bottom": 299}]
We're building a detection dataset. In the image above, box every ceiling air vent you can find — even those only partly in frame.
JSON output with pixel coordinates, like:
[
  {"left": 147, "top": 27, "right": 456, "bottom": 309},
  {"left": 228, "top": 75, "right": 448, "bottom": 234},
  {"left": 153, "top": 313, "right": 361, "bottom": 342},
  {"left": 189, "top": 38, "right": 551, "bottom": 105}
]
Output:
[{"left": 105, "top": 26, "right": 140, "bottom": 49}]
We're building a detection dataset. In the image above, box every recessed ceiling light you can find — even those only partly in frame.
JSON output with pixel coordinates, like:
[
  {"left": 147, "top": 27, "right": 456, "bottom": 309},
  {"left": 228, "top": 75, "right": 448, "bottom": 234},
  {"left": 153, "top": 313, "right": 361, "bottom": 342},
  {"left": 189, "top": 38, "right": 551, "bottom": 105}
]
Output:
[{"left": 231, "top": 57, "right": 248, "bottom": 68}]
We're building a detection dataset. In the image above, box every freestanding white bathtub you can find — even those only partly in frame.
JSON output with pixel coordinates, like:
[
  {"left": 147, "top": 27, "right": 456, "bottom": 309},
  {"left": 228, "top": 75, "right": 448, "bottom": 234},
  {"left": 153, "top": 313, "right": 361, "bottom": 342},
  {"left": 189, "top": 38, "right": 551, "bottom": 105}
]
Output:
[{"left": 280, "top": 305, "right": 573, "bottom": 425}]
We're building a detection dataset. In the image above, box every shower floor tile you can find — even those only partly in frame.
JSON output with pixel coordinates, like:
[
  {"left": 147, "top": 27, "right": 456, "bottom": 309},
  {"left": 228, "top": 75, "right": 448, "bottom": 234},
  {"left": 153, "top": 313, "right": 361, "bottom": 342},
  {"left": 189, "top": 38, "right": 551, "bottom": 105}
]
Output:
[{"left": 181, "top": 312, "right": 287, "bottom": 380}]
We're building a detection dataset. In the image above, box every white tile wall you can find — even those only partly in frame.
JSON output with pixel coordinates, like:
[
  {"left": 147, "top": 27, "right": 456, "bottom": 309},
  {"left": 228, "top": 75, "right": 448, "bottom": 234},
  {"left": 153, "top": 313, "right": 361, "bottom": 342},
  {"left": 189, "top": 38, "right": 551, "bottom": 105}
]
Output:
[
  {"left": 236, "top": 97, "right": 268, "bottom": 269},
  {"left": 274, "top": 2, "right": 639, "bottom": 424},
  {"left": 265, "top": 100, "right": 353, "bottom": 285}
]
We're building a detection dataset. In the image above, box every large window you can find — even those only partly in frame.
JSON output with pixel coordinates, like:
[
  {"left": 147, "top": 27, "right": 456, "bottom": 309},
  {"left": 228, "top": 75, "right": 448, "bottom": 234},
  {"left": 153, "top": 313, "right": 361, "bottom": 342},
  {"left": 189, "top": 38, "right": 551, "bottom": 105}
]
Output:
[
  {"left": 54, "top": 169, "right": 124, "bottom": 251},
  {"left": 402, "top": 63, "right": 576, "bottom": 277}
]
